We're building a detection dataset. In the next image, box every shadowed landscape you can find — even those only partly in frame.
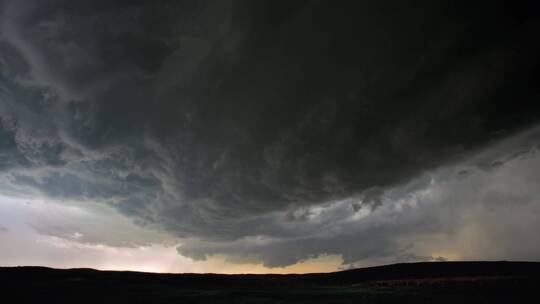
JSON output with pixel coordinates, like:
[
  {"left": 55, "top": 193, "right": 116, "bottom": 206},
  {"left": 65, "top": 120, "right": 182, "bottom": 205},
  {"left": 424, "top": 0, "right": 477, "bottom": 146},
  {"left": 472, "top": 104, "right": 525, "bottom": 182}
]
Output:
[{"left": 2, "top": 261, "right": 539, "bottom": 303}]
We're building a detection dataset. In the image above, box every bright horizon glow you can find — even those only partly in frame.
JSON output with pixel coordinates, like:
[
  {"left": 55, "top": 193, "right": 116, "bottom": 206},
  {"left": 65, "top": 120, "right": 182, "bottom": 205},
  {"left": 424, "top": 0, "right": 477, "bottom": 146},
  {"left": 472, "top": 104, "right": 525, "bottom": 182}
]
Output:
[{"left": 0, "top": 195, "right": 345, "bottom": 274}]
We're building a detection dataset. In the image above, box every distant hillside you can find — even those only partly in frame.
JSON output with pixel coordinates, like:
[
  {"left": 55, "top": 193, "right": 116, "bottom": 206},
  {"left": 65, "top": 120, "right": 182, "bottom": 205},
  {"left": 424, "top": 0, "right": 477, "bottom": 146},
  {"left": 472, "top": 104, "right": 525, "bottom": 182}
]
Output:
[{"left": 2, "top": 261, "right": 539, "bottom": 303}]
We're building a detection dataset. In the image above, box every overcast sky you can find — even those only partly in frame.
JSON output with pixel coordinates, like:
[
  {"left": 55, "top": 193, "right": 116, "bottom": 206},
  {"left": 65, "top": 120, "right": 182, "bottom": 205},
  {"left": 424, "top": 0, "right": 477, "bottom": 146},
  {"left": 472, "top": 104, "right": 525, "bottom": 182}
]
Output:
[{"left": 1, "top": 0, "right": 540, "bottom": 273}]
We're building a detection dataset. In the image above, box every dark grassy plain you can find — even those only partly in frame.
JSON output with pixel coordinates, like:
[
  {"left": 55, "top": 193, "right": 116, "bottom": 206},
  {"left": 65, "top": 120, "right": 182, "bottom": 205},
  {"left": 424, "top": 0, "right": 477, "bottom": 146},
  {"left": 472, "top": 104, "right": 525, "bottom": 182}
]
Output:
[{"left": 1, "top": 261, "right": 539, "bottom": 303}]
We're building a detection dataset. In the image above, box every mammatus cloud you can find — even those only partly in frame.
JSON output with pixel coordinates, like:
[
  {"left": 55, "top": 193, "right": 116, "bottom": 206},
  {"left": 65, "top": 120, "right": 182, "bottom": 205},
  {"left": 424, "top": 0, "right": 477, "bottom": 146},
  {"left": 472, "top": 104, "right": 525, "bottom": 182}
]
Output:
[{"left": 0, "top": 0, "right": 539, "bottom": 268}]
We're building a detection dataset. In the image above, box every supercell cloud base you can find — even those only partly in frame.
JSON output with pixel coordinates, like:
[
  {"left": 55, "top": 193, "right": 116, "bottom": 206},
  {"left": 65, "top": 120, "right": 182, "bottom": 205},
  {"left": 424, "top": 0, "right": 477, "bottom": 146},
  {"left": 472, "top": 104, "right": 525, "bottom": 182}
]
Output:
[{"left": 0, "top": 0, "right": 539, "bottom": 273}]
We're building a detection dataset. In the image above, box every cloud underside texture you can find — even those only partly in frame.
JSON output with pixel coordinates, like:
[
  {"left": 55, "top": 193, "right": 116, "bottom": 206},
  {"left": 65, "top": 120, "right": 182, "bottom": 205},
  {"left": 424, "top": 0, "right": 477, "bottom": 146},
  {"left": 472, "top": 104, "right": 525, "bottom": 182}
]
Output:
[{"left": 1, "top": 0, "right": 540, "bottom": 267}]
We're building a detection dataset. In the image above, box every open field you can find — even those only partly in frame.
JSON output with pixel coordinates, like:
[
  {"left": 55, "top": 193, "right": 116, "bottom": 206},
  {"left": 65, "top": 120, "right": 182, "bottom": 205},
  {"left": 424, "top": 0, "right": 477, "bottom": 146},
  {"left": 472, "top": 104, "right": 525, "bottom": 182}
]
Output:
[{"left": 1, "top": 261, "right": 539, "bottom": 303}]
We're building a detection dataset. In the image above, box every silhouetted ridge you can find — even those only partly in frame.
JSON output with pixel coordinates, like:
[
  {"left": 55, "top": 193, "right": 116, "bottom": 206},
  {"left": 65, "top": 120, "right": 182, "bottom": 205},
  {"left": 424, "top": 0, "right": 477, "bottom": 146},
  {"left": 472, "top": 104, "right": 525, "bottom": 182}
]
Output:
[{"left": 2, "top": 262, "right": 539, "bottom": 303}]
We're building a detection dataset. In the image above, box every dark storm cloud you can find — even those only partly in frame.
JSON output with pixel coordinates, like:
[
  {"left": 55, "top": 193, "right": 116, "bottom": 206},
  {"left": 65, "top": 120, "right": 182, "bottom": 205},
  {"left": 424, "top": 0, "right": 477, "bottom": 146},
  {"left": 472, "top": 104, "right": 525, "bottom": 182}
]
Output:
[
  {"left": 1, "top": 0, "right": 540, "bottom": 266},
  {"left": 178, "top": 129, "right": 540, "bottom": 267}
]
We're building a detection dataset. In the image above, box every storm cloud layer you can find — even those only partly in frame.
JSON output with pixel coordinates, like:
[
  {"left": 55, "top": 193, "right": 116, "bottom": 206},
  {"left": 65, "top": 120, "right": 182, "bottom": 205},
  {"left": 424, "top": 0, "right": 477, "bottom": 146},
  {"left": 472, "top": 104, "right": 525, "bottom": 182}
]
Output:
[{"left": 1, "top": 0, "right": 540, "bottom": 267}]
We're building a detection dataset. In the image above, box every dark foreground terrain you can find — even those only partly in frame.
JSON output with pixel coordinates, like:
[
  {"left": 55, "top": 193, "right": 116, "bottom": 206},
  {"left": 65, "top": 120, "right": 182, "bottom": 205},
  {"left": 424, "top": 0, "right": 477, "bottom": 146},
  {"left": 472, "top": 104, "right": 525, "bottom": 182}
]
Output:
[{"left": 1, "top": 261, "right": 539, "bottom": 303}]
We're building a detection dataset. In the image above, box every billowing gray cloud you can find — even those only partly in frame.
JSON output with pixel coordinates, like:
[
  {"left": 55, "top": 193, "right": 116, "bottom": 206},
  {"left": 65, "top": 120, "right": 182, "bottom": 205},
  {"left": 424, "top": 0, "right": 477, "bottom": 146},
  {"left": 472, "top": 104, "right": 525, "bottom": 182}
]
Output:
[
  {"left": 179, "top": 130, "right": 540, "bottom": 266},
  {"left": 1, "top": 0, "right": 540, "bottom": 267}
]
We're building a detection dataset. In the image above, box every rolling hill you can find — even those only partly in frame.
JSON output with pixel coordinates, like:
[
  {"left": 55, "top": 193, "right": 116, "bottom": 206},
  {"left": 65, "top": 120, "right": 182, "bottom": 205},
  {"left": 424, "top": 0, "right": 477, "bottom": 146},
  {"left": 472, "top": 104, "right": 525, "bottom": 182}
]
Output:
[{"left": 1, "top": 261, "right": 539, "bottom": 303}]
